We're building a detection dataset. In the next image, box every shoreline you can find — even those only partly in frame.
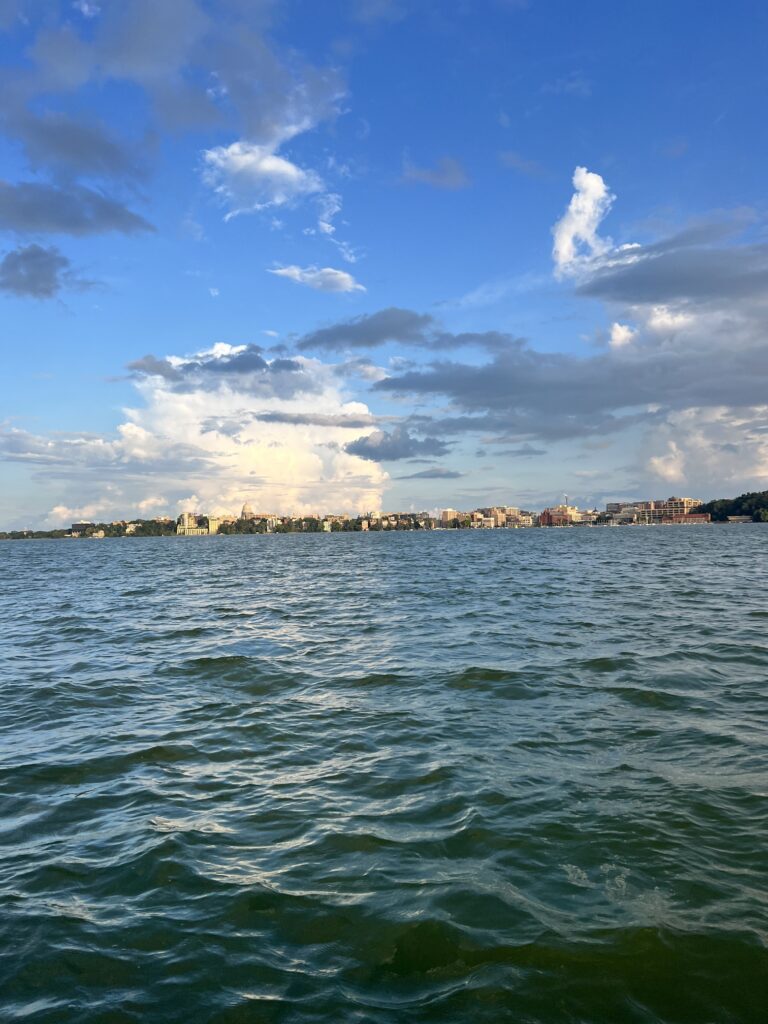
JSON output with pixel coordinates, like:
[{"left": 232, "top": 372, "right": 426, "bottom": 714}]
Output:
[{"left": 3, "top": 521, "right": 762, "bottom": 542}]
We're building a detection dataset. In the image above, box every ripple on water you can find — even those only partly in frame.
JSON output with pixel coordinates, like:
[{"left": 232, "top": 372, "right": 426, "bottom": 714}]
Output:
[{"left": 1, "top": 528, "right": 767, "bottom": 1022}]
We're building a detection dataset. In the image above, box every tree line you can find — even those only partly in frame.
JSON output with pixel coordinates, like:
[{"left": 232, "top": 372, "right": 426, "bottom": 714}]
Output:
[{"left": 697, "top": 490, "right": 768, "bottom": 522}]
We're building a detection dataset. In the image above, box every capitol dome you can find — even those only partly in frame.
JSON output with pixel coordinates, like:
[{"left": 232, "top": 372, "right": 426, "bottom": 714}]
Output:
[{"left": 241, "top": 502, "right": 255, "bottom": 520}]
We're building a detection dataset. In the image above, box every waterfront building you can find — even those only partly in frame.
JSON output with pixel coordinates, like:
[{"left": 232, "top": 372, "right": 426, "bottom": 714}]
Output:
[
  {"left": 441, "top": 508, "right": 459, "bottom": 526},
  {"left": 605, "top": 496, "right": 704, "bottom": 525},
  {"left": 71, "top": 521, "right": 95, "bottom": 535},
  {"left": 539, "top": 504, "right": 582, "bottom": 527},
  {"left": 176, "top": 512, "right": 208, "bottom": 536}
]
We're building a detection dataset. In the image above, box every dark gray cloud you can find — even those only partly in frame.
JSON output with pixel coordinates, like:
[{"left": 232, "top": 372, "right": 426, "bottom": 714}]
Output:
[
  {"left": 0, "top": 243, "right": 89, "bottom": 298},
  {"left": 267, "top": 358, "right": 300, "bottom": 372},
  {"left": 394, "top": 467, "right": 463, "bottom": 480},
  {"left": 127, "top": 346, "right": 322, "bottom": 399},
  {"left": 200, "top": 408, "right": 379, "bottom": 440},
  {"left": 0, "top": 182, "right": 154, "bottom": 236},
  {"left": 298, "top": 307, "right": 433, "bottom": 352},
  {"left": 578, "top": 230, "right": 768, "bottom": 306},
  {"left": 374, "top": 332, "right": 768, "bottom": 442},
  {"left": 297, "top": 307, "right": 521, "bottom": 354},
  {"left": 346, "top": 426, "right": 451, "bottom": 461},
  {"left": 403, "top": 156, "right": 470, "bottom": 190},
  {"left": 254, "top": 411, "right": 377, "bottom": 428},
  {"left": 7, "top": 110, "right": 147, "bottom": 181},
  {"left": 204, "top": 348, "right": 268, "bottom": 374},
  {"left": 498, "top": 444, "right": 548, "bottom": 457},
  {"left": 10, "top": 0, "right": 341, "bottom": 143},
  {"left": 126, "top": 355, "right": 181, "bottom": 380}
]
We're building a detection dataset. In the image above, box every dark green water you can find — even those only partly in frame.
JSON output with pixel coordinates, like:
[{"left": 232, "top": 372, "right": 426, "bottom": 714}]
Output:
[{"left": 1, "top": 527, "right": 766, "bottom": 1023}]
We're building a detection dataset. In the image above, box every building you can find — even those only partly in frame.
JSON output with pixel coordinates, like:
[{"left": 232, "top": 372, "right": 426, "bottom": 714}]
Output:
[
  {"left": 241, "top": 502, "right": 256, "bottom": 521},
  {"left": 71, "top": 521, "right": 95, "bottom": 535},
  {"left": 176, "top": 512, "right": 208, "bottom": 536},
  {"left": 441, "top": 508, "right": 459, "bottom": 526},
  {"left": 605, "top": 496, "right": 704, "bottom": 525},
  {"left": 539, "top": 504, "right": 582, "bottom": 527}
]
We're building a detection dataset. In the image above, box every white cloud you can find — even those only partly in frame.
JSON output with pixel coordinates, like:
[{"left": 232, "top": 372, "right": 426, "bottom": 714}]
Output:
[
  {"left": 317, "top": 192, "right": 342, "bottom": 235},
  {"left": 609, "top": 321, "right": 637, "bottom": 348},
  {"left": 72, "top": 1, "right": 100, "bottom": 17},
  {"left": 646, "top": 441, "right": 685, "bottom": 483},
  {"left": 209, "top": 287, "right": 219, "bottom": 298},
  {"left": 48, "top": 498, "right": 114, "bottom": 525},
  {"left": 202, "top": 140, "right": 324, "bottom": 217},
  {"left": 640, "top": 407, "right": 768, "bottom": 495},
  {"left": 2, "top": 348, "right": 388, "bottom": 526},
  {"left": 267, "top": 264, "right": 365, "bottom": 293},
  {"left": 137, "top": 495, "right": 167, "bottom": 512},
  {"left": 552, "top": 166, "right": 614, "bottom": 275},
  {"left": 647, "top": 305, "right": 694, "bottom": 332}
]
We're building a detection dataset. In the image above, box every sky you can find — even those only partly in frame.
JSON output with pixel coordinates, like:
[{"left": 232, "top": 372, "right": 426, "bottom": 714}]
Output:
[{"left": 1, "top": 0, "right": 767, "bottom": 527}]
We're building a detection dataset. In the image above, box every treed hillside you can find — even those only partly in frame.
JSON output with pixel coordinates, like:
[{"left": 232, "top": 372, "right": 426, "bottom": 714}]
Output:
[{"left": 699, "top": 491, "right": 768, "bottom": 522}]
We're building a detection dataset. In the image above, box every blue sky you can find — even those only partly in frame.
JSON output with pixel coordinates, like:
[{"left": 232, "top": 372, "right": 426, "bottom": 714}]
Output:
[{"left": 1, "top": 0, "right": 767, "bottom": 526}]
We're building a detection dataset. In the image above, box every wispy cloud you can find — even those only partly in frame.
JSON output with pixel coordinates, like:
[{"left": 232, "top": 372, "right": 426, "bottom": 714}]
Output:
[
  {"left": 403, "top": 156, "right": 470, "bottom": 190},
  {"left": 499, "top": 150, "right": 546, "bottom": 178},
  {"left": 394, "top": 467, "right": 463, "bottom": 480},
  {"left": 542, "top": 72, "right": 592, "bottom": 98}
]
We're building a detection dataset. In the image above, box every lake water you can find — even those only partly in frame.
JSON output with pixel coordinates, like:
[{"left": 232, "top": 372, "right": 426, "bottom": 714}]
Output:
[{"left": 1, "top": 527, "right": 766, "bottom": 1023}]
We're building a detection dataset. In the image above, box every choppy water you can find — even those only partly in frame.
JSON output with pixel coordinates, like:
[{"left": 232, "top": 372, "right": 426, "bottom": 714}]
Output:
[{"left": 1, "top": 527, "right": 767, "bottom": 1023}]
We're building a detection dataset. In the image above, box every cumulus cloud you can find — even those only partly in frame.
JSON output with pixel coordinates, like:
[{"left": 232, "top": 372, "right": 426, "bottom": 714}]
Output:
[
  {"left": 1, "top": 344, "right": 388, "bottom": 524},
  {"left": 267, "top": 264, "right": 365, "bottom": 293},
  {"left": 0, "top": 182, "right": 153, "bottom": 235},
  {"left": 202, "top": 140, "right": 324, "bottom": 216},
  {"left": 0, "top": 243, "right": 90, "bottom": 298},
  {"left": 646, "top": 441, "right": 685, "bottom": 483},
  {"left": 128, "top": 344, "right": 326, "bottom": 401},
  {"left": 403, "top": 156, "right": 470, "bottom": 190},
  {"left": 609, "top": 322, "right": 636, "bottom": 349},
  {"left": 552, "top": 166, "right": 614, "bottom": 274},
  {"left": 345, "top": 426, "right": 451, "bottom": 461},
  {"left": 647, "top": 305, "right": 694, "bottom": 332}
]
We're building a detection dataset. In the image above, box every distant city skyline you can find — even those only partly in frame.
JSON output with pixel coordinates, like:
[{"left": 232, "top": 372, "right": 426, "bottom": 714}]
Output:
[{"left": 1, "top": 1, "right": 767, "bottom": 529}]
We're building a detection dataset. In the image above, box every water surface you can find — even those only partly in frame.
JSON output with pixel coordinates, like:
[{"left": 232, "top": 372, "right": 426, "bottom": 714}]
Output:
[{"left": 1, "top": 528, "right": 766, "bottom": 1022}]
